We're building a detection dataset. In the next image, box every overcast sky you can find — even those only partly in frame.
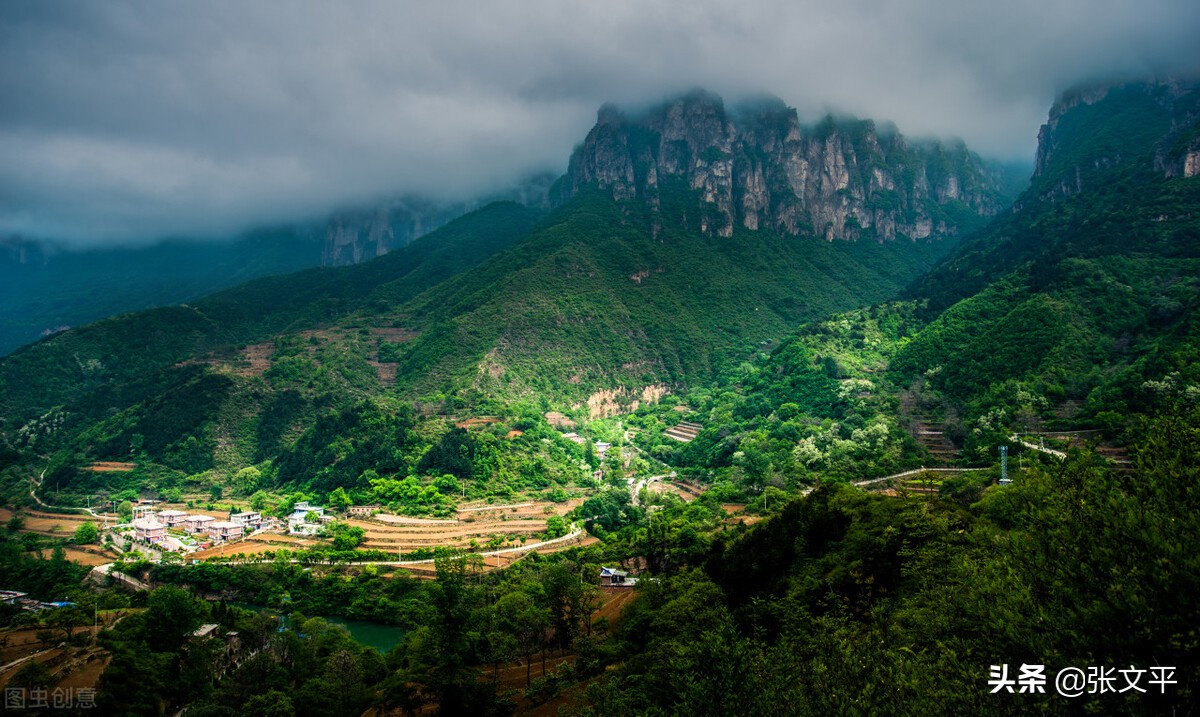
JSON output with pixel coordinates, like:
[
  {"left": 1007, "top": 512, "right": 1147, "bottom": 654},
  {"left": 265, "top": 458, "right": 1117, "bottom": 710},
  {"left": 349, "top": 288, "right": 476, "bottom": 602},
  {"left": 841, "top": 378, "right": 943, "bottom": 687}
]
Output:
[{"left": 2, "top": 1, "right": 1198, "bottom": 246}]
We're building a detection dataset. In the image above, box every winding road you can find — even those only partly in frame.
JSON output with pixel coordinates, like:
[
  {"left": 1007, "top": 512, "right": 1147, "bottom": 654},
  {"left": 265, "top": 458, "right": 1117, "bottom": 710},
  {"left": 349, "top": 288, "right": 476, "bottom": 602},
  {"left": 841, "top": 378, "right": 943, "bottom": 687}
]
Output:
[{"left": 1009, "top": 434, "right": 1067, "bottom": 460}]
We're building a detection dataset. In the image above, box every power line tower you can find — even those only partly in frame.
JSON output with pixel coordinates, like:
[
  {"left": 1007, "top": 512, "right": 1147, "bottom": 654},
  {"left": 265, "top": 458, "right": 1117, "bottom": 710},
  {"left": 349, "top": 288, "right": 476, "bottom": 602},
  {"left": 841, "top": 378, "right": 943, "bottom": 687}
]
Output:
[{"left": 1000, "top": 445, "right": 1010, "bottom": 485}]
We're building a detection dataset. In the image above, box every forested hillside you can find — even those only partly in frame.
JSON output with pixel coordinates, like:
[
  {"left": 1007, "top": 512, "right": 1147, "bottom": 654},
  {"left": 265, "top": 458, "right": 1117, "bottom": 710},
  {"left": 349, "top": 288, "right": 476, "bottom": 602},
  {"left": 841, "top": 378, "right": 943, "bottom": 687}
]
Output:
[{"left": 895, "top": 79, "right": 1200, "bottom": 434}]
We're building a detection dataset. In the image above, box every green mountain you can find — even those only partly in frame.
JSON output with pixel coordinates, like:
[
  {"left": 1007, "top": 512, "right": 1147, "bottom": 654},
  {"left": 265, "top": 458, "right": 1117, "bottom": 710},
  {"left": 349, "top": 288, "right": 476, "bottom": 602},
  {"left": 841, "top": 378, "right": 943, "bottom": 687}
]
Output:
[
  {"left": 381, "top": 186, "right": 955, "bottom": 408},
  {"left": 0, "top": 91, "right": 1011, "bottom": 500},
  {"left": 618, "top": 78, "right": 1200, "bottom": 489},
  {"left": 0, "top": 177, "right": 555, "bottom": 357},
  {"left": 559, "top": 79, "right": 1200, "bottom": 716},
  {"left": 0, "top": 228, "right": 322, "bottom": 357},
  {"left": 894, "top": 78, "right": 1200, "bottom": 433},
  {"left": 2, "top": 80, "right": 1198, "bottom": 717}
]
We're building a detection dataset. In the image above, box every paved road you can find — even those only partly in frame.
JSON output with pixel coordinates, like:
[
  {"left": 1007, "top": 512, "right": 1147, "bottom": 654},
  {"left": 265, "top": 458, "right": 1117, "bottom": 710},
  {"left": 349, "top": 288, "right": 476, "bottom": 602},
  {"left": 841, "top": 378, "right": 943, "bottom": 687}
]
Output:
[
  {"left": 800, "top": 467, "right": 977, "bottom": 495},
  {"left": 627, "top": 474, "right": 673, "bottom": 507},
  {"left": 29, "top": 467, "right": 102, "bottom": 516},
  {"left": 1009, "top": 434, "right": 1067, "bottom": 460}
]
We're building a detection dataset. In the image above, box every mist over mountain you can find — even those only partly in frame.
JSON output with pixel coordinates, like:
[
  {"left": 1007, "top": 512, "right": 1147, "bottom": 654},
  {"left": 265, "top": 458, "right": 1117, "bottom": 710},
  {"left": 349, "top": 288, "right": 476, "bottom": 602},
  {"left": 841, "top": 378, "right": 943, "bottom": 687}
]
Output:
[
  {"left": 3, "top": 1, "right": 1196, "bottom": 246},
  {"left": 0, "top": 174, "right": 555, "bottom": 356},
  {"left": 560, "top": 91, "right": 1011, "bottom": 241}
]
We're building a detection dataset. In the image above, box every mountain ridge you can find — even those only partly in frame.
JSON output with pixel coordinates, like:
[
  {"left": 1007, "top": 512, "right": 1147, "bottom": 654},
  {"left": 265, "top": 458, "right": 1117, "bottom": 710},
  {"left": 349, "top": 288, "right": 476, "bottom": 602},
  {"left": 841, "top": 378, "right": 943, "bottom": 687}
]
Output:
[{"left": 561, "top": 89, "right": 1009, "bottom": 241}]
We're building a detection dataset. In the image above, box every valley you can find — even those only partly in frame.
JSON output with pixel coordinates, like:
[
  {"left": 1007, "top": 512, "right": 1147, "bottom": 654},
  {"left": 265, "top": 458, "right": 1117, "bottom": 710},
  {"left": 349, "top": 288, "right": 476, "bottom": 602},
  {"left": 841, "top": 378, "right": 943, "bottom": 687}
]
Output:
[{"left": 0, "top": 77, "right": 1197, "bottom": 715}]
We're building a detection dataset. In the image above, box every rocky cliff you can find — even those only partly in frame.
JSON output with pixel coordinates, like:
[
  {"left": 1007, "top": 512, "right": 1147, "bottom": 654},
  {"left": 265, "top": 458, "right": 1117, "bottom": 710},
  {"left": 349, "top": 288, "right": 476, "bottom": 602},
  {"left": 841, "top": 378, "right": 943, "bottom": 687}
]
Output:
[
  {"left": 321, "top": 198, "right": 467, "bottom": 266},
  {"left": 562, "top": 91, "right": 1005, "bottom": 241},
  {"left": 321, "top": 174, "right": 556, "bottom": 266}
]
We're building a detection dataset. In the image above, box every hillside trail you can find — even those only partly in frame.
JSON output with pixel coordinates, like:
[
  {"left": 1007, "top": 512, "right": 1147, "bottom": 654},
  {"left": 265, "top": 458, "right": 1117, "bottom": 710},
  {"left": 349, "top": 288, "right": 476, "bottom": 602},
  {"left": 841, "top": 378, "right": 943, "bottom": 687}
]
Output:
[{"left": 28, "top": 466, "right": 102, "bottom": 516}]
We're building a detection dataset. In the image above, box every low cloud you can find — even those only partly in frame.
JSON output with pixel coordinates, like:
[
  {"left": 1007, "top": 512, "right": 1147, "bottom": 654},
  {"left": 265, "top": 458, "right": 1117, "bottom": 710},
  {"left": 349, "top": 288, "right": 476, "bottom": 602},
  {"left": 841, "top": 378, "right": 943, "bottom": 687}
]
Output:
[{"left": 2, "top": 0, "right": 1197, "bottom": 245}]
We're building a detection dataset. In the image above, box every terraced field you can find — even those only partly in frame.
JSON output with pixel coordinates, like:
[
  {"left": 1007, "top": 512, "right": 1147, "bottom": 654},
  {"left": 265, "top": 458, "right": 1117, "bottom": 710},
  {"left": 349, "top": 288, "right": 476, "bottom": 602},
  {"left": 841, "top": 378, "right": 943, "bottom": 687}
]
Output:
[
  {"left": 646, "top": 481, "right": 704, "bottom": 502},
  {"left": 4, "top": 508, "right": 101, "bottom": 536},
  {"left": 190, "top": 532, "right": 316, "bottom": 560},
  {"left": 352, "top": 498, "right": 583, "bottom": 553},
  {"left": 664, "top": 422, "right": 702, "bottom": 442}
]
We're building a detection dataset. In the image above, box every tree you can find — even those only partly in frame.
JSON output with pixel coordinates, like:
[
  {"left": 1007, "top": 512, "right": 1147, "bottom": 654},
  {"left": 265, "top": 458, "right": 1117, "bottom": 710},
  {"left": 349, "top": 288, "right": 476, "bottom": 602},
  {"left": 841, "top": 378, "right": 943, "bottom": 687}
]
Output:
[
  {"left": 233, "top": 466, "right": 262, "bottom": 492},
  {"left": 249, "top": 490, "right": 271, "bottom": 512},
  {"left": 144, "top": 586, "right": 205, "bottom": 652},
  {"left": 426, "top": 551, "right": 482, "bottom": 713},
  {"left": 209, "top": 485, "right": 223, "bottom": 501},
  {"left": 496, "top": 590, "right": 550, "bottom": 687},
  {"left": 73, "top": 521, "right": 100, "bottom": 544},
  {"left": 46, "top": 606, "right": 88, "bottom": 643},
  {"left": 327, "top": 487, "right": 352, "bottom": 512},
  {"left": 9, "top": 660, "right": 54, "bottom": 692},
  {"left": 240, "top": 691, "right": 293, "bottom": 717},
  {"left": 327, "top": 522, "right": 365, "bottom": 551},
  {"left": 117, "top": 501, "right": 133, "bottom": 520},
  {"left": 544, "top": 515, "right": 567, "bottom": 539},
  {"left": 542, "top": 562, "right": 586, "bottom": 649}
]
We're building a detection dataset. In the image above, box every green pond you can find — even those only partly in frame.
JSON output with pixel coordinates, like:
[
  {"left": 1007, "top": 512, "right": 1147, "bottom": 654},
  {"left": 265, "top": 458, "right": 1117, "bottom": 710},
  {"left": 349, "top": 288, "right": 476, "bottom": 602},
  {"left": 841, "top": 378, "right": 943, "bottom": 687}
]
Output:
[
  {"left": 231, "top": 603, "right": 406, "bottom": 653},
  {"left": 321, "top": 615, "right": 406, "bottom": 653}
]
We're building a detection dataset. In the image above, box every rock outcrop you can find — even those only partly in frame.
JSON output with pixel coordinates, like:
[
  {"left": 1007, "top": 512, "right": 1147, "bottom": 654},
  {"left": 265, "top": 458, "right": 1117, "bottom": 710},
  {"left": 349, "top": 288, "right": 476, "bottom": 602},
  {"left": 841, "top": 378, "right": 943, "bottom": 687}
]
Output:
[
  {"left": 321, "top": 174, "right": 555, "bottom": 266},
  {"left": 562, "top": 90, "right": 1005, "bottom": 241},
  {"left": 320, "top": 198, "right": 469, "bottom": 267}
]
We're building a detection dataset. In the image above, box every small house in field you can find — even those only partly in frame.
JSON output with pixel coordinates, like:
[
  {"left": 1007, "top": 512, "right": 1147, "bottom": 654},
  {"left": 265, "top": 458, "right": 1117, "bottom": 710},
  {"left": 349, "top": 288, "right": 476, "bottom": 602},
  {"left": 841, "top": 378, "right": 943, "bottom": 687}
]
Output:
[
  {"left": 288, "top": 502, "right": 328, "bottom": 535},
  {"left": 185, "top": 515, "right": 216, "bottom": 534},
  {"left": 599, "top": 566, "right": 636, "bottom": 588},
  {"left": 347, "top": 504, "right": 381, "bottom": 517},
  {"left": 158, "top": 509, "right": 188, "bottom": 527},
  {"left": 192, "top": 624, "right": 220, "bottom": 640}
]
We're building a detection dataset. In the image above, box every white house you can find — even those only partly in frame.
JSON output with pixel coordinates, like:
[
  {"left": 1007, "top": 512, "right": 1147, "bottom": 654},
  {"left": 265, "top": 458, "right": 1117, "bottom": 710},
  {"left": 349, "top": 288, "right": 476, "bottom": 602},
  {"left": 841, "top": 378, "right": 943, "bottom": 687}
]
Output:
[
  {"left": 288, "top": 502, "right": 327, "bottom": 536},
  {"left": 230, "top": 511, "right": 262, "bottom": 530}
]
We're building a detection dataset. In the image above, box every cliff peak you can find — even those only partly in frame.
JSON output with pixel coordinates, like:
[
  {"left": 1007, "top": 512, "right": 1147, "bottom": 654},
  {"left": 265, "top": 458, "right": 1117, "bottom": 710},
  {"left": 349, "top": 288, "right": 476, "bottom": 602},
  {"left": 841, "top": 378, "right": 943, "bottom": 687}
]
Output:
[{"left": 563, "top": 90, "right": 1007, "bottom": 241}]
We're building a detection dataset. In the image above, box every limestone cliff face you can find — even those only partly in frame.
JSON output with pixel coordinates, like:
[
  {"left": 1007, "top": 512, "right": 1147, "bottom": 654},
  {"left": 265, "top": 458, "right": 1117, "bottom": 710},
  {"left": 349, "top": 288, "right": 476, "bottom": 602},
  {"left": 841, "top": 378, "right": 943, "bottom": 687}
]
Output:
[
  {"left": 321, "top": 174, "right": 555, "bottom": 267},
  {"left": 0, "top": 237, "right": 53, "bottom": 267},
  {"left": 563, "top": 91, "right": 1004, "bottom": 241},
  {"left": 320, "top": 199, "right": 469, "bottom": 267}
]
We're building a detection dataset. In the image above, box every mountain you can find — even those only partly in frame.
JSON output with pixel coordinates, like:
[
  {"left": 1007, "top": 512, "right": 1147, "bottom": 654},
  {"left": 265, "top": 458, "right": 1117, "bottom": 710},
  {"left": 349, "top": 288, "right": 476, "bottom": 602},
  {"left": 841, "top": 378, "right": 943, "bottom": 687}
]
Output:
[
  {"left": 378, "top": 187, "right": 953, "bottom": 412},
  {"left": 553, "top": 79, "right": 1200, "bottom": 717},
  {"left": 0, "top": 201, "right": 540, "bottom": 418},
  {"left": 0, "top": 176, "right": 555, "bottom": 357},
  {"left": 0, "top": 90, "right": 1016, "bottom": 491},
  {"left": 560, "top": 90, "right": 1008, "bottom": 241},
  {"left": 590, "top": 77, "right": 1200, "bottom": 499},
  {"left": 320, "top": 173, "right": 555, "bottom": 266},
  {"left": 4, "top": 80, "right": 1197, "bottom": 717},
  {"left": 0, "top": 227, "right": 324, "bottom": 357},
  {"left": 893, "top": 77, "right": 1200, "bottom": 433}
]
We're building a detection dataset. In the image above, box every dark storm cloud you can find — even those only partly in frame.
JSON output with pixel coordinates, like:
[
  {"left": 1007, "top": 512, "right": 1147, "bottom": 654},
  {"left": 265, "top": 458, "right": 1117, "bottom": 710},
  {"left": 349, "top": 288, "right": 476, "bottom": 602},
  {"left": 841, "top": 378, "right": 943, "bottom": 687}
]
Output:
[{"left": 2, "top": 0, "right": 1197, "bottom": 245}]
